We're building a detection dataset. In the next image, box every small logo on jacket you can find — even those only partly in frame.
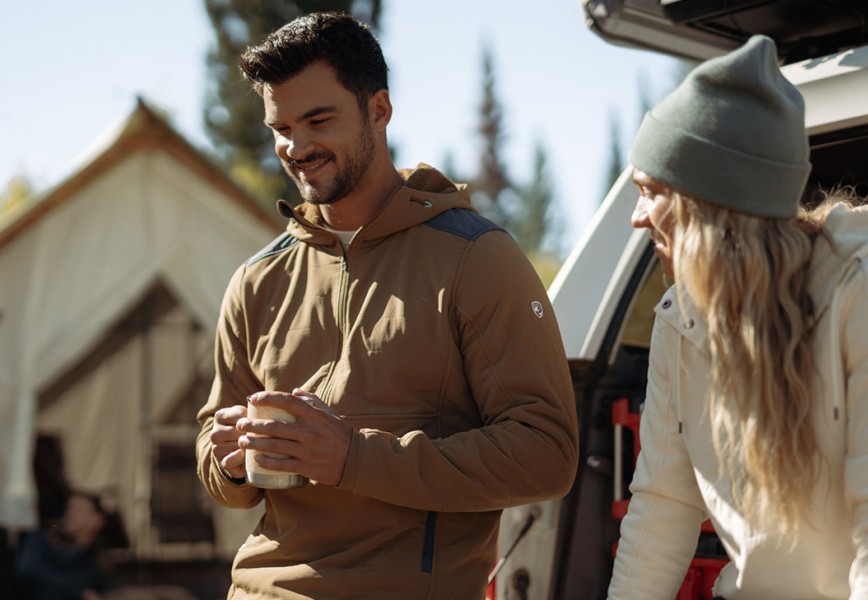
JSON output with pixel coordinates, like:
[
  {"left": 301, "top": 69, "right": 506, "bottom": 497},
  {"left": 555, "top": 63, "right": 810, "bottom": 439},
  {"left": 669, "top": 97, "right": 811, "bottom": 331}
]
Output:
[{"left": 531, "top": 301, "right": 544, "bottom": 318}]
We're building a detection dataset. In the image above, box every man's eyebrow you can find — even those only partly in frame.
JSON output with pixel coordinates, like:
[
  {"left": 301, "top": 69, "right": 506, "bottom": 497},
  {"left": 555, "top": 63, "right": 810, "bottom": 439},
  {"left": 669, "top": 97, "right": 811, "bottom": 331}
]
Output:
[
  {"left": 301, "top": 105, "right": 338, "bottom": 120},
  {"left": 264, "top": 106, "right": 338, "bottom": 128}
]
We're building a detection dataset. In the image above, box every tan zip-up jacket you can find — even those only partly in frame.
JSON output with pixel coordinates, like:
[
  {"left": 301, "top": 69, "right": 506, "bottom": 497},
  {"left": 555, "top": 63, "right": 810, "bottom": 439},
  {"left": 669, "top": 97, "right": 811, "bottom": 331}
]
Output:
[{"left": 196, "top": 165, "right": 579, "bottom": 599}]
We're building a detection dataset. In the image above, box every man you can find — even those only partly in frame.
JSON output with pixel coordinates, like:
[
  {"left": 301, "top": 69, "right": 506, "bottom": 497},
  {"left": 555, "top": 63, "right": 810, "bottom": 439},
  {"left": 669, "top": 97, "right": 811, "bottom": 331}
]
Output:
[{"left": 196, "top": 12, "right": 578, "bottom": 599}]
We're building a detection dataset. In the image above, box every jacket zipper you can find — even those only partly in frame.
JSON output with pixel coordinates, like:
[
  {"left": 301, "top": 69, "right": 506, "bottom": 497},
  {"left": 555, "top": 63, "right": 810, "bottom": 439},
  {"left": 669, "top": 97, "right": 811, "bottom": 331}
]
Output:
[{"left": 319, "top": 246, "right": 351, "bottom": 404}]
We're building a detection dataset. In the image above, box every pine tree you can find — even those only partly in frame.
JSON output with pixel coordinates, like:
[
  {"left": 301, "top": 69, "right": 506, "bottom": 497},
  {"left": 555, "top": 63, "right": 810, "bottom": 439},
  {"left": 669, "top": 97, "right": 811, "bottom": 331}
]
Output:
[
  {"left": 515, "top": 141, "right": 557, "bottom": 254},
  {"left": 202, "top": 0, "right": 381, "bottom": 205},
  {"left": 471, "top": 46, "right": 512, "bottom": 228},
  {"left": 464, "top": 45, "right": 561, "bottom": 265}
]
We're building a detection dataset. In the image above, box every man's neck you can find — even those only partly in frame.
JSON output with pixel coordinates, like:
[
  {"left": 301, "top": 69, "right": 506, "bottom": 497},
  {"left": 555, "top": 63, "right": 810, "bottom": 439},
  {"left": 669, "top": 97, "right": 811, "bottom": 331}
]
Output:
[{"left": 320, "top": 165, "right": 403, "bottom": 231}]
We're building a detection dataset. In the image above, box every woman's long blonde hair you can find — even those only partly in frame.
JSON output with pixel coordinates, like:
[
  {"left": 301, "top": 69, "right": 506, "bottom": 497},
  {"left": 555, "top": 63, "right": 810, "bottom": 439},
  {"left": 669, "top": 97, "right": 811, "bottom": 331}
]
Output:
[{"left": 668, "top": 190, "right": 845, "bottom": 533}]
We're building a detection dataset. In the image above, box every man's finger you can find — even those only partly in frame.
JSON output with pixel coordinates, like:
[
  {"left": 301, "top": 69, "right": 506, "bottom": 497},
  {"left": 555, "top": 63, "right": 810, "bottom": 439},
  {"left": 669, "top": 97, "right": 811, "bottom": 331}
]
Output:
[{"left": 292, "top": 388, "right": 337, "bottom": 416}]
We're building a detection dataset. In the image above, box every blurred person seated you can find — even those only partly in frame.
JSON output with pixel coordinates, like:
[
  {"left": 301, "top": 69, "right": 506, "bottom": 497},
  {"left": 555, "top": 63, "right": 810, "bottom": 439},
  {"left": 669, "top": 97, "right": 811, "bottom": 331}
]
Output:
[{"left": 15, "top": 490, "right": 126, "bottom": 600}]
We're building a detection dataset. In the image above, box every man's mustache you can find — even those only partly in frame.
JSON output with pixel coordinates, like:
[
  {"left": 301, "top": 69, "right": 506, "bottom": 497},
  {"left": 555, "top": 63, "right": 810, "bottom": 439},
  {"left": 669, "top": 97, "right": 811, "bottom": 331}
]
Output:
[{"left": 287, "top": 152, "right": 331, "bottom": 169}]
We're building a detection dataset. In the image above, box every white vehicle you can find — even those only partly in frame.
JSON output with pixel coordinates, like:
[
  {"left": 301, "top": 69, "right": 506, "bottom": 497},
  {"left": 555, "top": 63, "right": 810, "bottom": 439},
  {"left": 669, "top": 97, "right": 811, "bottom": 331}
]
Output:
[{"left": 493, "top": 2, "right": 868, "bottom": 599}]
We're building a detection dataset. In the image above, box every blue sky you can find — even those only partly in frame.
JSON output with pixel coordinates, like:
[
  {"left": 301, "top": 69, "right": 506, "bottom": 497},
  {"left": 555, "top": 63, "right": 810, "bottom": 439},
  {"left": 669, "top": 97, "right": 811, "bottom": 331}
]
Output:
[{"left": 1, "top": 0, "right": 679, "bottom": 250}]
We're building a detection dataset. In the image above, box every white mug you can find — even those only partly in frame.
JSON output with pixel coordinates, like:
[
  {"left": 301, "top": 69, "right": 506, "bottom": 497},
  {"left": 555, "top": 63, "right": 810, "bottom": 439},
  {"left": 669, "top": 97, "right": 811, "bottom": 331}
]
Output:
[{"left": 244, "top": 401, "right": 307, "bottom": 489}]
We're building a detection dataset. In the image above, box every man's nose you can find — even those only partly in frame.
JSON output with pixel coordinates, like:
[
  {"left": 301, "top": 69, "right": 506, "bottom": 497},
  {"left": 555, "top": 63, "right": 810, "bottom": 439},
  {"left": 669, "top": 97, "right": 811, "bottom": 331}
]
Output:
[{"left": 276, "top": 131, "right": 312, "bottom": 163}]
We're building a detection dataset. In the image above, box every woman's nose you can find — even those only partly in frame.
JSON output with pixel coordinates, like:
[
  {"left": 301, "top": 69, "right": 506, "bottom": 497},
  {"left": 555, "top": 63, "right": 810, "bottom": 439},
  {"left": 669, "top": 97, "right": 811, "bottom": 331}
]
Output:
[{"left": 631, "top": 197, "right": 651, "bottom": 229}]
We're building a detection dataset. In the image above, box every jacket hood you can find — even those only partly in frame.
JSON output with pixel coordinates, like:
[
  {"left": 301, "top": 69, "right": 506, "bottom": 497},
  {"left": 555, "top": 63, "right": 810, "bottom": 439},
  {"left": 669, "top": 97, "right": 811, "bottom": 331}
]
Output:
[
  {"left": 808, "top": 202, "right": 868, "bottom": 313},
  {"left": 278, "top": 163, "right": 475, "bottom": 246}
]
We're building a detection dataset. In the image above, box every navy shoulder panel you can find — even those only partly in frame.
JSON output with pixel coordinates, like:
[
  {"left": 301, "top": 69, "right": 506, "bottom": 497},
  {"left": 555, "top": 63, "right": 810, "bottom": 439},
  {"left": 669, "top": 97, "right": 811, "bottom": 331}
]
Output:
[
  {"left": 245, "top": 232, "right": 300, "bottom": 267},
  {"left": 424, "top": 208, "right": 503, "bottom": 241}
]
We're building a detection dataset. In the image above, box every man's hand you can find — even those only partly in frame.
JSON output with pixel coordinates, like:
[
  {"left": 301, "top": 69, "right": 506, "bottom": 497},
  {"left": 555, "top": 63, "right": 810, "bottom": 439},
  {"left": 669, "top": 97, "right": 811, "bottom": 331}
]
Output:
[
  {"left": 210, "top": 404, "right": 248, "bottom": 479},
  {"left": 237, "top": 389, "right": 352, "bottom": 486}
]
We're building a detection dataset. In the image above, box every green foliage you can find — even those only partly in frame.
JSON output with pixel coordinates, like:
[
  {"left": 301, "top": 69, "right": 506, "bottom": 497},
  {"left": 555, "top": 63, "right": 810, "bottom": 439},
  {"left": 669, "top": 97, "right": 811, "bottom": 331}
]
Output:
[
  {"left": 0, "top": 174, "right": 35, "bottom": 221},
  {"left": 229, "top": 158, "right": 289, "bottom": 207},
  {"left": 526, "top": 250, "right": 564, "bottom": 288}
]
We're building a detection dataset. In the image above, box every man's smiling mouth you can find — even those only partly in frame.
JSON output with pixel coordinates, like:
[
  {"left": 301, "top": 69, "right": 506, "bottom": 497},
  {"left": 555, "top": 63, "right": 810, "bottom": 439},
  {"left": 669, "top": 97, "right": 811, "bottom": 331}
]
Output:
[{"left": 289, "top": 154, "right": 331, "bottom": 173}]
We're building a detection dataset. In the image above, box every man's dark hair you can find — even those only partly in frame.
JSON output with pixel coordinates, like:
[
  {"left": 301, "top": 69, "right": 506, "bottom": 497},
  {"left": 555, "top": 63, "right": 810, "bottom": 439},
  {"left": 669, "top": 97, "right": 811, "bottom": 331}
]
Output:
[{"left": 240, "top": 11, "right": 388, "bottom": 111}]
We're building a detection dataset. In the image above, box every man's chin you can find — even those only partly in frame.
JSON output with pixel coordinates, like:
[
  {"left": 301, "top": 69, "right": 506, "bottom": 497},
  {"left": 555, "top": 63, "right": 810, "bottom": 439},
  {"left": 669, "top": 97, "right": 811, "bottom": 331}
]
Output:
[
  {"left": 291, "top": 178, "right": 322, "bottom": 202},
  {"left": 298, "top": 187, "right": 342, "bottom": 206}
]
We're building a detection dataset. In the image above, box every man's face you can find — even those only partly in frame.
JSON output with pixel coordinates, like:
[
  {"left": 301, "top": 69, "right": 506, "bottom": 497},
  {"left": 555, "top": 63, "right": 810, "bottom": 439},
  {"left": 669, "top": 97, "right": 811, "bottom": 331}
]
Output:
[
  {"left": 263, "top": 61, "right": 375, "bottom": 205},
  {"left": 630, "top": 169, "right": 675, "bottom": 278}
]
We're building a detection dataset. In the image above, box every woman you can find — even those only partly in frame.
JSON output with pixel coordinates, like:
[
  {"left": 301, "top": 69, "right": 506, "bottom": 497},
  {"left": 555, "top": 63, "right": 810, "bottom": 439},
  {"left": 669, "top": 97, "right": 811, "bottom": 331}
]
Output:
[{"left": 607, "top": 35, "right": 868, "bottom": 599}]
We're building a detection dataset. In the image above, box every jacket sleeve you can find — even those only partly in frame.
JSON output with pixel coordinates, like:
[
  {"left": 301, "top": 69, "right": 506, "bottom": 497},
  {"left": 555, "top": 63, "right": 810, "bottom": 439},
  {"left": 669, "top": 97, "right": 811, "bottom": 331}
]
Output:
[
  {"left": 843, "top": 262, "right": 868, "bottom": 598},
  {"left": 338, "top": 230, "right": 579, "bottom": 511},
  {"left": 196, "top": 264, "right": 264, "bottom": 509},
  {"left": 607, "top": 315, "right": 707, "bottom": 600}
]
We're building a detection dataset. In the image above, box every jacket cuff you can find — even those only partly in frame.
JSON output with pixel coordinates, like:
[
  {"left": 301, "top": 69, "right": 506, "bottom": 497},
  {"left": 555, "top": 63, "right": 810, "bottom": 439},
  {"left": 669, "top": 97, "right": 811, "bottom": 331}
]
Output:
[
  {"left": 215, "top": 456, "right": 247, "bottom": 486},
  {"left": 336, "top": 429, "right": 364, "bottom": 490}
]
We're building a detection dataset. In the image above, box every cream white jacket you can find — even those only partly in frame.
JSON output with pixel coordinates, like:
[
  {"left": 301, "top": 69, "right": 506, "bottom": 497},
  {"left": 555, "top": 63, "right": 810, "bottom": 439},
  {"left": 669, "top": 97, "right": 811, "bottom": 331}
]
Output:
[{"left": 608, "top": 203, "right": 868, "bottom": 600}]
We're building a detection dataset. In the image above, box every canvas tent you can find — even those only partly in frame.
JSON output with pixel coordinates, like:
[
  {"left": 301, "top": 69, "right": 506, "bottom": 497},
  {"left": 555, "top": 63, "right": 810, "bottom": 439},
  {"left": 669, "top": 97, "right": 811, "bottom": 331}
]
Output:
[{"left": 0, "top": 98, "right": 280, "bottom": 558}]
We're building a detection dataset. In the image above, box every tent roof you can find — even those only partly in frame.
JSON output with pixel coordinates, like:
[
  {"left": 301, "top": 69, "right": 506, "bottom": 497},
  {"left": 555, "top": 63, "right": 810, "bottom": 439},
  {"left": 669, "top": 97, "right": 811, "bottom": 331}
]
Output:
[
  {"left": 0, "top": 97, "right": 283, "bottom": 530},
  {"left": 0, "top": 97, "right": 280, "bottom": 249}
]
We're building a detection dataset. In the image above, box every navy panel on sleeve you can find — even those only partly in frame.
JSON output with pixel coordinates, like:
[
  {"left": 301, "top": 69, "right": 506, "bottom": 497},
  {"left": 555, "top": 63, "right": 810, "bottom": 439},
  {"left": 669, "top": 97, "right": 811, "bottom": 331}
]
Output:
[
  {"left": 246, "top": 232, "right": 300, "bottom": 266},
  {"left": 424, "top": 208, "right": 503, "bottom": 241}
]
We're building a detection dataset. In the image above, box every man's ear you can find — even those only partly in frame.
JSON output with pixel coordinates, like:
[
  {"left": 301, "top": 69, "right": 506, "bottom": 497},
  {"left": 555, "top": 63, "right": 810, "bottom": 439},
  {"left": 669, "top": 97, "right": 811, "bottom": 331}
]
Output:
[{"left": 368, "top": 89, "right": 392, "bottom": 131}]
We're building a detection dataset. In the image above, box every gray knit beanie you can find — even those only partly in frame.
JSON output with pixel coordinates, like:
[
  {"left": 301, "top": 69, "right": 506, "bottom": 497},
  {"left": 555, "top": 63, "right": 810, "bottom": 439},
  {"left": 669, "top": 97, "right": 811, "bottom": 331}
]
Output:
[{"left": 629, "top": 35, "right": 811, "bottom": 218}]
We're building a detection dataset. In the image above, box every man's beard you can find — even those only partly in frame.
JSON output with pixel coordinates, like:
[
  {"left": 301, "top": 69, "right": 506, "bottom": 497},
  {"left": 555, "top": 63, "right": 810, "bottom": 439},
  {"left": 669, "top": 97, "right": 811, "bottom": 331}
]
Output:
[{"left": 286, "top": 123, "right": 375, "bottom": 206}]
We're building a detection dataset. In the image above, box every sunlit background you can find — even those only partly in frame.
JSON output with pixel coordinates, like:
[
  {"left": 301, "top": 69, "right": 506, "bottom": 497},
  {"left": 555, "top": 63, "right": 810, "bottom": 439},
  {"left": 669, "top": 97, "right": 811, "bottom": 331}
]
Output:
[
  {"left": 1, "top": 0, "right": 681, "bottom": 257},
  {"left": 0, "top": 1, "right": 682, "bottom": 598}
]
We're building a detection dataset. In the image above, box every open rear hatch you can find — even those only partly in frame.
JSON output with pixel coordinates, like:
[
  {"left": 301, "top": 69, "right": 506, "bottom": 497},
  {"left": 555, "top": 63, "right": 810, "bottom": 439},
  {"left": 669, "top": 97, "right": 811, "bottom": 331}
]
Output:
[
  {"left": 581, "top": 0, "right": 868, "bottom": 64},
  {"left": 493, "top": 6, "right": 868, "bottom": 600}
]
